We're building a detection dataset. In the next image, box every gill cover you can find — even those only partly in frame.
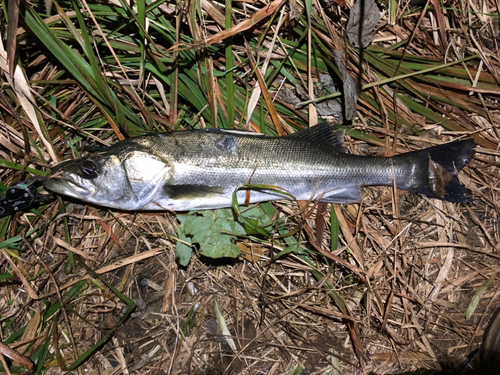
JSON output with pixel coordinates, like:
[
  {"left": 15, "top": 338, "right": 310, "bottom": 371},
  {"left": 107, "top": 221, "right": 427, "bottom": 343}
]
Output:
[{"left": 121, "top": 151, "right": 172, "bottom": 208}]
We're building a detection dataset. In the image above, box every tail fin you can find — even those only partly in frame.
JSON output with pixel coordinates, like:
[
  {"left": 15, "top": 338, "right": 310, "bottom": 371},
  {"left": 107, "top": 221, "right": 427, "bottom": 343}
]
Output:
[{"left": 397, "top": 139, "right": 476, "bottom": 202}]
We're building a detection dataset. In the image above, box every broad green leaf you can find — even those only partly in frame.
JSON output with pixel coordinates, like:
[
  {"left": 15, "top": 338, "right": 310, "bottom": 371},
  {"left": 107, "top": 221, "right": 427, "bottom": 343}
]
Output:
[
  {"left": 176, "top": 216, "right": 193, "bottom": 267},
  {"left": 183, "top": 209, "right": 244, "bottom": 259},
  {"left": 176, "top": 205, "right": 276, "bottom": 263}
]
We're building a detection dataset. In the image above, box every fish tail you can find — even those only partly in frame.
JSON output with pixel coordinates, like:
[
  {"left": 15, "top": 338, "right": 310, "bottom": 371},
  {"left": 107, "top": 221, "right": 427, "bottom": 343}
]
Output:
[{"left": 396, "top": 139, "right": 476, "bottom": 202}]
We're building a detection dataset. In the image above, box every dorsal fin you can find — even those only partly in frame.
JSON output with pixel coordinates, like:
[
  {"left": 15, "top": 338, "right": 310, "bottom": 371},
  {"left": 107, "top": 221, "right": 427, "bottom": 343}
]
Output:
[{"left": 280, "top": 123, "right": 346, "bottom": 153}]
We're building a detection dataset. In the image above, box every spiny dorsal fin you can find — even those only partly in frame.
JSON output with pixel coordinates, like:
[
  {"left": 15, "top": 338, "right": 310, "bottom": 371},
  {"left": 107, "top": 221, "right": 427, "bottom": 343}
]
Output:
[{"left": 280, "top": 123, "right": 346, "bottom": 153}]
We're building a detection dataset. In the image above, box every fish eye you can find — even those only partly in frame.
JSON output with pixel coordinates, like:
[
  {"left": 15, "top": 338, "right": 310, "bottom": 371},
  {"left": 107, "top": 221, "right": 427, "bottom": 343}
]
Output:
[{"left": 77, "top": 160, "right": 98, "bottom": 179}]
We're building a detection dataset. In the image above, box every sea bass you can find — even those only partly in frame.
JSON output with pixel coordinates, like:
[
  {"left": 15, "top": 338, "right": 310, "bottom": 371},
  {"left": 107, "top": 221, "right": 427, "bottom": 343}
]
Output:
[{"left": 43, "top": 124, "right": 475, "bottom": 211}]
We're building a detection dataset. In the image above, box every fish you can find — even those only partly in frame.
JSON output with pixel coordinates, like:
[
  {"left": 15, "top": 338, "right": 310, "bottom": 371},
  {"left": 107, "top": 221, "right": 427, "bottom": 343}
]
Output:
[{"left": 43, "top": 123, "right": 476, "bottom": 211}]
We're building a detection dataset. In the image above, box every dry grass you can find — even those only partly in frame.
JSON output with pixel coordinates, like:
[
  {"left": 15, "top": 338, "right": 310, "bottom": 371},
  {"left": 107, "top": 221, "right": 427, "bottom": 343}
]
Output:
[{"left": 1, "top": 0, "right": 500, "bottom": 374}]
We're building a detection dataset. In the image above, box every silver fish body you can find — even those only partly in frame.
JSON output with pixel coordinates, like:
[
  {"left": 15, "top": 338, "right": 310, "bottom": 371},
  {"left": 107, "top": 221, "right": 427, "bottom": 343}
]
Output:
[{"left": 44, "top": 124, "right": 475, "bottom": 211}]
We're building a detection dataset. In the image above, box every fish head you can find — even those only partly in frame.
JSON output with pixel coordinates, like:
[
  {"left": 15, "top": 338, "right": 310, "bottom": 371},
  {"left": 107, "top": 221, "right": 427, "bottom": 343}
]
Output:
[{"left": 44, "top": 152, "right": 140, "bottom": 209}]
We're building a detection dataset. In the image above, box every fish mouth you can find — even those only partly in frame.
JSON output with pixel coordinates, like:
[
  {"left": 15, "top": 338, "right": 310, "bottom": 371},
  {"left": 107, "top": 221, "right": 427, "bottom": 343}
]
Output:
[{"left": 43, "top": 175, "right": 91, "bottom": 198}]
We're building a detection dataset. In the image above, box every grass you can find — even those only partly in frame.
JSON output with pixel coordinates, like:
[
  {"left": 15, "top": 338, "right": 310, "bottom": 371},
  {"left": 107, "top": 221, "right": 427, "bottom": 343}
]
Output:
[{"left": 0, "top": 0, "right": 499, "bottom": 373}]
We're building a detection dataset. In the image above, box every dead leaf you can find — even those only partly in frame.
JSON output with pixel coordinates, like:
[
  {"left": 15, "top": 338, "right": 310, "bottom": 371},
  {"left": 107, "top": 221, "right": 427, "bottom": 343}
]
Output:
[
  {"left": 346, "top": 0, "right": 380, "bottom": 48},
  {"left": 7, "top": 0, "right": 19, "bottom": 78},
  {"left": 19, "top": 311, "right": 41, "bottom": 354},
  {"left": 429, "top": 0, "right": 448, "bottom": 49},
  {"left": 238, "top": 242, "right": 265, "bottom": 262},
  {"left": 332, "top": 50, "right": 359, "bottom": 121},
  {"left": 428, "top": 159, "right": 453, "bottom": 199}
]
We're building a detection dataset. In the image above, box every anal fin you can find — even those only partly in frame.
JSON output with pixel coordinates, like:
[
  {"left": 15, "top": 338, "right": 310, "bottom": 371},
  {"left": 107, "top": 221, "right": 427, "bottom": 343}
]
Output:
[{"left": 318, "top": 186, "right": 362, "bottom": 204}]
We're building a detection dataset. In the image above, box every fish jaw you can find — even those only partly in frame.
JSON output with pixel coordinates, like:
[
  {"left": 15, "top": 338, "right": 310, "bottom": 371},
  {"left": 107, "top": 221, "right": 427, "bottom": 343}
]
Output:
[{"left": 43, "top": 177, "right": 94, "bottom": 200}]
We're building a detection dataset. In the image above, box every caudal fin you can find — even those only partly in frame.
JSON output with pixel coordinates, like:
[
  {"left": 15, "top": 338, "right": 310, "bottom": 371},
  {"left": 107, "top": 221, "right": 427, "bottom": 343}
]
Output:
[{"left": 398, "top": 139, "right": 476, "bottom": 202}]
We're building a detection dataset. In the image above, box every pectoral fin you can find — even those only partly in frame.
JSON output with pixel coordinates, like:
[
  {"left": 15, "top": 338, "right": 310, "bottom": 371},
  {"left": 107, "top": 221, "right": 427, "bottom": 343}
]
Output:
[{"left": 163, "top": 184, "right": 225, "bottom": 200}]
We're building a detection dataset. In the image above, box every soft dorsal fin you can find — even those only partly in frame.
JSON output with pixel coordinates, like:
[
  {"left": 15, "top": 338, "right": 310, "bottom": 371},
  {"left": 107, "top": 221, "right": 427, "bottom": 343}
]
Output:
[{"left": 280, "top": 123, "right": 346, "bottom": 153}]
